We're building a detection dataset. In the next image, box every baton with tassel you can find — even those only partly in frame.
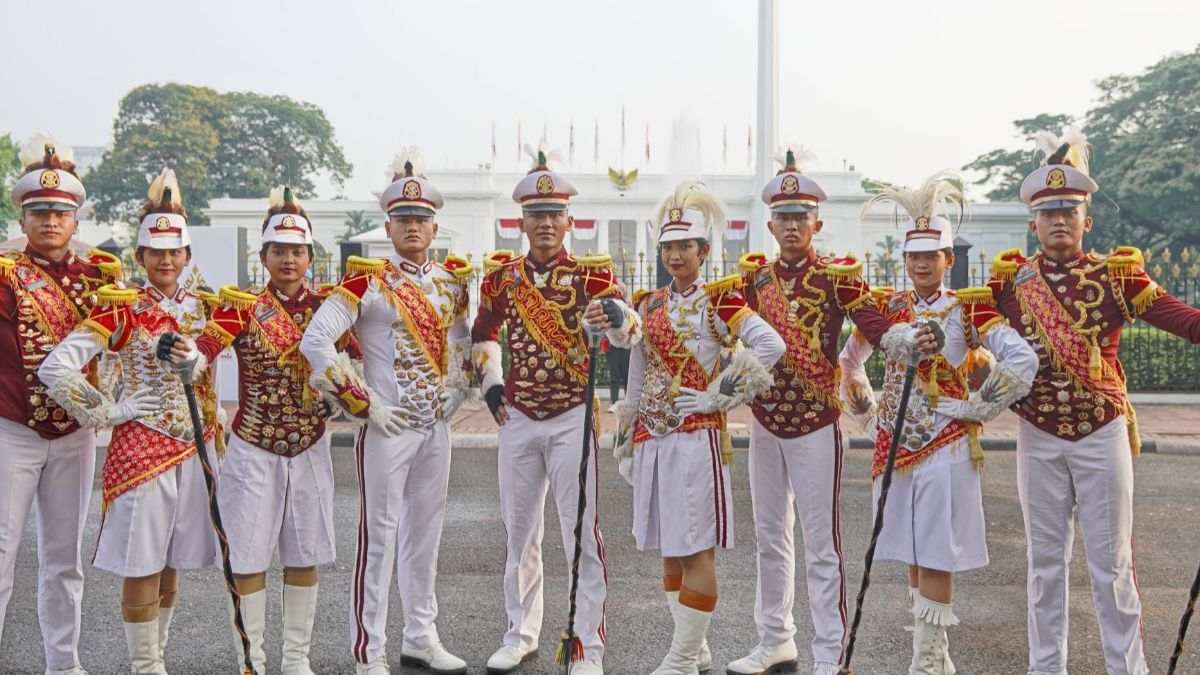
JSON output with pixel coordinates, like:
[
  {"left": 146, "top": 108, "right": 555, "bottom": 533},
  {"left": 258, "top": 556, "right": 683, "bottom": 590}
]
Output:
[
  {"left": 840, "top": 321, "right": 944, "bottom": 674},
  {"left": 557, "top": 300, "right": 618, "bottom": 673},
  {"left": 155, "top": 332, "right": 255, "bottom": 675}
]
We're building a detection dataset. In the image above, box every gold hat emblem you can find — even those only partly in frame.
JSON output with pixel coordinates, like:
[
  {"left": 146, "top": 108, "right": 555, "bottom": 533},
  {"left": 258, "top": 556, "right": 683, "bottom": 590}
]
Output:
[
  {"left": 39, "top": 171, "right": 60, "bottom": 189},
  {"left": 781, "top": 174, "right": 799, "bottom": 195},
  {"left": 155, "top": 216, "right": 171, "bottom": 230},
  {"left": 1046, "top": 167, "right": 1067, "bottom": 190},
  {"left": 403, "top": 180, "right": 422, "bottom": 200},
  {"left": 281, "top": 215, "right": 296, "bottom": 227},
  {"left": 915, "top": 215, "right": 930, "bottom": 230},
  {"left": 669, "top": 208, "right": 683, "bottom": 223},
  {"left": 536, "top": 174, "right": 555, "bottom": 195}
]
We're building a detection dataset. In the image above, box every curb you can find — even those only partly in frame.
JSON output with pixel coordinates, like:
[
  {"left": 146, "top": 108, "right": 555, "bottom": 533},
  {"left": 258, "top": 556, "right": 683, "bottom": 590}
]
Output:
[{"left": 329, "top": 431, "right": 1198, "bottom": 455}]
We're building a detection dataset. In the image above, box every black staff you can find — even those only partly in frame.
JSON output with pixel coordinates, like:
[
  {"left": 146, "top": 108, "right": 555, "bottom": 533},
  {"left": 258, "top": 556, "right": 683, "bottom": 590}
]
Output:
[
  {"left": 840, "top": 322, "right": 944, "bottom": 674},
  {"left": 1168, "top": 561, "right": 1200, "bottom": 673},
  {"left": 156, "top": 332, "right": 255, "bottom": 675}
]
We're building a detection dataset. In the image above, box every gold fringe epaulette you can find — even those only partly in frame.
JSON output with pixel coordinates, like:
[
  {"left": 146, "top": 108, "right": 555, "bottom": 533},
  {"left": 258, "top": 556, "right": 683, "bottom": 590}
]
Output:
[
  {"left": 632, "top": 288, "right": 651, "bottom": 308},
  {"left": 956, "top": 286, "right": 995, "bottom": 304},
  {"left": 575, "top": 253, "right": 613, "bottom": 269},
  {"left": 869, "top": 286, "right": 895, "bottom": 300},
  {"left": 0, "top": 255, "right": 13, "bottom": 283},
  {"left": 991, "top": 248, "right": 1026, "bottom": 282},
  {"left": 439, "top": 254, "right": 475, "bottom": 278},
  {"left": 739, "top": 252, "right": 768, "bottom": 271},
  {"left": 483, "top": 250, "right": 518, "bottom": 272},
  {"left": 705, "top": 274, "right": 744, "bottom": 298},
  {"left": 345, "top": 256, "right": 385, "bottom": 276},
  {"left": 218, "top": 285, "right": 258, "bottom": 311},
  {"left": 96, "top": 284, "right": 139, "bottom": 306},
  {"left": 822, "top": 254, "right": 863, "bottom": 281},
  {"left": 1106, "top": 246, "right": 1145, "bottom": 275},
  {"left": 88, "top": 248, "right": 124, "bottom": 281},
  {"left": 196, "top": 289, "right": 220, "bottom": 306}
]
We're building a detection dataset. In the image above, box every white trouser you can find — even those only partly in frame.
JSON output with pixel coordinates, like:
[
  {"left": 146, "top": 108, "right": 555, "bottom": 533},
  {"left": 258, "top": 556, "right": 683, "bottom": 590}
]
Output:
[
  {"left": 217, "top": 433, "right": 337, "bottom": 574},
  {"left": 93, "top": 451, "right": 220, "bottom": 577},
  {"left": 497, "top": 404, "right": 608, "bottom": 661},
  {"left": 350, "top": 422, "right": 451, "bottom": 664},
  {"left": 0, "top": 419, "right": 95, "bottom": 671},
  {"left": 1017, "top": 416, "right": 1148, "bottom": 675},
  {"left": 748, "top": 419, "right": 847, "bottom": 665}
]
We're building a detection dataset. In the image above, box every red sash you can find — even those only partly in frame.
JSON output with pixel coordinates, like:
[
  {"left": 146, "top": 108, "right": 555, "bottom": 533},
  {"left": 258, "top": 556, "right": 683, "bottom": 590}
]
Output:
[
  {"left": 381, "top": 264, "right": 447, "bottom": 375},
  {"left": 12, "top": 256, "right": 85, "bottom": 341},
  {"left": 511, "top": 263, "right": 588, "bottom": 384},
  {"left": 633, "top": 287, "right": 723, "bottom": 442},
  {"left": 755, "top": 264, "right": 840, "bottom": 407}
]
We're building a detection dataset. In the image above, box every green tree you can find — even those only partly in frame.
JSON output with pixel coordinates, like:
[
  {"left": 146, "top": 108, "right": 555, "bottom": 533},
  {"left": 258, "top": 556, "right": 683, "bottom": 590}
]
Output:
[
  {"left": 0, "top": 134, "right": 25, "bottom": 223},
  {"left": 88, "top": 83, "right": 352, "bottom": 227},
  {"left": 339, "top": 210, "right": 375, "bottom": 242},
  {"left": 962, "top": 113, "right": 1075, "bottom": 202}
]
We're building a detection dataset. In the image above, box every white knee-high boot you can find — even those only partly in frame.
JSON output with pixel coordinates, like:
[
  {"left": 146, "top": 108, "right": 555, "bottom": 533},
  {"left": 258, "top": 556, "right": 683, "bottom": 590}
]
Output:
[
  {"left": 281, "top": 584, "right": 319, "bottom": 675},
  {"left": 666, "top": 590, "right": 712, "bottom": 672},
  {"left": 909, "top": 593, "right": 957, "bottom": 675},
  {"left": 652, "top": 588, "right": 714, "bottom": 675},
  {"left": 230, "top": 589, "right": 268, "bottom": 675},
  {"left": 124, "top": 618, "right": 167, "bottom": 675}
]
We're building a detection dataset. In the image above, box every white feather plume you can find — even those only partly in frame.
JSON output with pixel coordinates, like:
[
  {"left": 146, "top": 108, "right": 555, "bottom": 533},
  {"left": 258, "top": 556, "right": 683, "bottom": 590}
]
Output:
[
  {"left": 390, "top": 145, "right": 426, "bottom": 179},
  {"left": 861, "top": 170, "right": 968, "bottom": 228},
  {"left": 772, "top": 143, "right": 817, "bottom": 171},
  {"left": 268, "top": 185, "right": 286, "bottom": 210},
  {"left": 656, "top": 179, "right": 728, "bottom": 241},
  {"left": 147, "top": 168, "right": 182, "bottom": 206},
  {"left": 522, "top": 138, "right": 565, "bottom": 172},
  {"left": 1035, "top": 125, "right": 1091, "bottom": 175},
  {"left": 19, "top": 133, "right": 73, "bottom": 169}
]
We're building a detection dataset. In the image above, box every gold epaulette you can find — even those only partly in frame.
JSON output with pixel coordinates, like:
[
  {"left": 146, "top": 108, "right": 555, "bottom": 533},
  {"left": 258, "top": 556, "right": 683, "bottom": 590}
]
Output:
[
  {"left": 97, "top": 284, "right": 139, "bottom": 306},
  {"left": 956, "top": 286, "right": 995, "bottom": 304},
  {"left": 870, "top": 286, "right": 895, "bottom": 300},
  {"left": 739, "top": 252, "right": 768, "bottom": 271},
  {"left": 346, "top": 256, "right": 385, "bottom": 276},
  {"left": 438, "top": 254, "right": 475, "bottom": 278},
  {"left": 822, "top": 253, "right": 863, "bottom": 281},
  {"left": 0, "top": 255, "right": 13, "bottom": 283},
  {"left": 483, "top": 249, "right": 518, "bottom": 272},
  {"left": 705, "top": 274, "right": 743, "bottom": 298},
  {"left": 632, "top": 288, "right": 651, "bottom": 308},
  {"left": 991, "top": 248, "right": 1026, "bottom": 281},
  {"left": 218, "top": 285, "right": 258, "bottom": 311},
  {"left": 1106, "top": 246, "right": 1145, "bottom": 273},
  {"left": 575, "top": 253, "right": 613, "bottom": 269},
  {"left": 88, "top": 248, "right": 124, "bottom": 281}
]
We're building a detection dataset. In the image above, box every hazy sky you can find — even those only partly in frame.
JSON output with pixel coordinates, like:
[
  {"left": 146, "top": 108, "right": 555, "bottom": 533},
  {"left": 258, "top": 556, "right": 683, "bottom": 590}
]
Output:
[{"left": 3, "top": 0, "right": 1196, "bottom": 200}]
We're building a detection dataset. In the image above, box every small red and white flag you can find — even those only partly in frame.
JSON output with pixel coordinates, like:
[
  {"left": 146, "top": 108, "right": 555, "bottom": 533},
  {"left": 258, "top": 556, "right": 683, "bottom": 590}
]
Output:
[
  {"left": 491, "top": 121, "right": 497, "bottom": 162},
  {"left": 645, "top": 123, "right": 650, "bottom": 162},
  {"left": 574, "top": 219, "right": 597, "bottom": 241},
  {"left": 747, "top": 124, "right": 753, "bottom": 168},
  {"left": 496, "top": 218, "right": 521, "bottom": 239},
  {"left": 569, "top": 119, "right": 576, "bottom": 166},
  {"left": 726, "top": 220, "right": 748, "bottom": 241}
]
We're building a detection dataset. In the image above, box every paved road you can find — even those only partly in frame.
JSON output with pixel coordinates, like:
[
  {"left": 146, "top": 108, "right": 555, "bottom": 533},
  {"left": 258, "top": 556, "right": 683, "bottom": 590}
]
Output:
[{"left": 4, "top": 442, "right": 1200, "bottom": 674}]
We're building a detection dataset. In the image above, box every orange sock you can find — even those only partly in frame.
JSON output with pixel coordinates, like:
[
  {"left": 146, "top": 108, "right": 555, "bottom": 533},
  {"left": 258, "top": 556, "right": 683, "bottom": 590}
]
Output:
[
  {"left": 678, "top": 586, "right": 717, "bottom": 612},
  {"left": 662, "top": 574, "right": 683, "bottom": 592}
]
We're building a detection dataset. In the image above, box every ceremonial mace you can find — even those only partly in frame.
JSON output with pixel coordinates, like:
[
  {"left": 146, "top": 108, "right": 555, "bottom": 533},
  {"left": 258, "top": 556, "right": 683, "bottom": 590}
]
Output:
[
  {"left": 156, "top": 332, "right": 255, "bottom": 675},
  {"left": 840, "top": 321, "right": 944, "bottom": 674},
  {"left": 556, "top": 311, "right": 607, "bottom": 674},
  {"left": 1168, "top": 560, "right": 1200, "bottom": 673}
]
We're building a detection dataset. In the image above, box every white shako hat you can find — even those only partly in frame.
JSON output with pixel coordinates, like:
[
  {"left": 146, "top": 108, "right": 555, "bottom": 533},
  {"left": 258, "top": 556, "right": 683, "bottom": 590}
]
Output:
[
  {"left": 862, "top": 170, "right": 966, "bottom": 253},
  {"left": 1019, "top": 126, "right": 1098, "bottom": 211},
  {"left": 512, "top": 139, "right": 577, "bottom": 212},
  {"left": 137, "top": 168, "right": 191, "bottom": 249},
  {"left": 262, "top": 186, "right": 314, "bottom": 245},
  {"left": 380, "top": 146, "right": 444, "bottom": 217},
  {"left": 760, "top": 145, "right": 827, "bottom": 214},
  {"left": 10, "top": 134, "right": 86, "bottom": 212},
  {"left": 655, "top": 179, "right": 727, "bottom": 244}
]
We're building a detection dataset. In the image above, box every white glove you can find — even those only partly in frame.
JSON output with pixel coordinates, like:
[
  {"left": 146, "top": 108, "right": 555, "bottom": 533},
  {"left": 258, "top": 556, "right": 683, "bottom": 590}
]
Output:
[
  {"left": 440, "top": 388, "right": 467, "bottom": 421},
  {"left": 618, "top": 457, "right": 634, "bottom": 486},
  {"left": 934, "top": 362, "right": 1029, "bottom": 423},
  {"left": 674, "top": 386, "right": 719, "bottom": 415},
  {"left": 106, "top": 388, "right": 157, "bottom": 426},
  {"left": 374, "top": 406, "right": 411, "bottom": 437}
]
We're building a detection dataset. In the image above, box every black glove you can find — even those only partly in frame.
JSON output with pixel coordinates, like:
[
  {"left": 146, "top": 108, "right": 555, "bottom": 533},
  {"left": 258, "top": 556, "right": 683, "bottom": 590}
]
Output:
[
  {"left": 600, "top": 298, "right": 624, "bottom": 330},
  {"left": 155, "top": 331, "right": 180, "bottom": 361},
  {"left": 485, "top": 385, "right": 505, "bottom": 417},
  {"left": 921, "top": 320, "right": 947, "bottom": 353}
]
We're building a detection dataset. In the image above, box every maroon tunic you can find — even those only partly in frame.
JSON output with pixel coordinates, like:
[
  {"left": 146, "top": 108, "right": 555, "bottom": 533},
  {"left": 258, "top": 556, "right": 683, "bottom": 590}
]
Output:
[
  {"left": 0, "top": 246, "right": 119, "bottom": 438},
  {"left": 741, "top": 249, "right": 891, "bottom": 438},
  {"left": 989, "top": 248, "right": 1200, "bottom": 442}
]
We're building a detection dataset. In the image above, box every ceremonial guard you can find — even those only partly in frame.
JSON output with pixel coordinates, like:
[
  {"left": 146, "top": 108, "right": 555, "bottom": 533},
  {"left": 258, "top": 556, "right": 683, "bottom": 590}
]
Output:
[
  {"left": 838, "top": 173, "right": 1038, "bottom": 674},
  {"left": 983, "top": 128, "right": 1200, "bottom": 675},
  {"left": 39, "top": 168, "right": 220, "bottom": 674},
  {"left": 729, "top": 148, "right": 893, "bottom": 675},
  {"left": 197, "top": 187, "right": 349, "bottom": 674},
  {"left": 471, "top": 143, "right": 641, "bottom": 675},
  {"left": 0, "top": 137, "right": 121, "bottom": 675},
  {"left": 300, "top": 149, "right": 472, "bottom": 675},
  {"left": 613, "top": 180, "right": 784, "bottom": 675}
]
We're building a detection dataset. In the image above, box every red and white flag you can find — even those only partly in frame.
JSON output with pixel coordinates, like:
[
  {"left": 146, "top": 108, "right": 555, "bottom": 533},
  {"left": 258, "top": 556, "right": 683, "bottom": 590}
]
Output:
[
  {"left": 726, "top": 220, "right": 748, "bottom": 241},
  {"left": 573, "top": 219, "right": 597, "bottom": 241},
  {"left": 747, "top": 124, "right": 753, "bottom": 168},
  {"left": 569, "top": 119, "right": 576, "bottom": 166},
  {"left": 645, "top": 123, "right": 650, "bottom": 162},
  {"left": 491, "top": 121, "right": 497, "bottom": 162},
  {"left": 496, "top": 218, "right": 521, "bottom": 239}
]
